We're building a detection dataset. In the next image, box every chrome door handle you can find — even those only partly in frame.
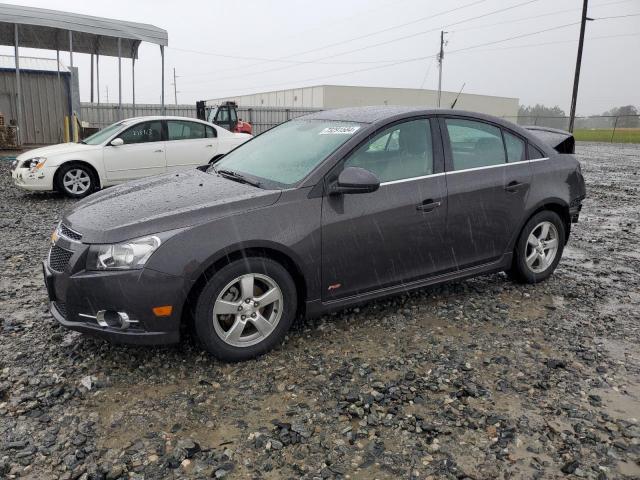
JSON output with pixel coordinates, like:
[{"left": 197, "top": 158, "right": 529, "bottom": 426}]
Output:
[
  {"left": 416, "top": 200, "right": 441, "bottom": 212},
  {"left": 154, "top": 149, "right": 164, "bottom": 153},
  {"left": 205, "top": 144, "right": 213, "bottom": 147}
]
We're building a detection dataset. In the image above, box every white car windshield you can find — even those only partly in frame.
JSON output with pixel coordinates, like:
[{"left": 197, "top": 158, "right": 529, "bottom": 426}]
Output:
[
  {"left": 81, "top": 121, "right": 127, "bottom": 145},
  {"left": 212, "top": 120, "right": 363, "bottom": 188}
]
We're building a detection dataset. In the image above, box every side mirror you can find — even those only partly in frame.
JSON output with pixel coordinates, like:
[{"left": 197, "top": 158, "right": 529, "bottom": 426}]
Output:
[
  {"left": 110, "top": 137, "right": 124, "bottom": 146},
  {"left": 331, "top": 167, "right": 380, "bottom": 195}
]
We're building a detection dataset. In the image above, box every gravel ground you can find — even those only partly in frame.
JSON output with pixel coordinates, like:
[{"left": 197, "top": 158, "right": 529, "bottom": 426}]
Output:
[{"left": 0, "top": 143, "right": 639, "bottom": 480}]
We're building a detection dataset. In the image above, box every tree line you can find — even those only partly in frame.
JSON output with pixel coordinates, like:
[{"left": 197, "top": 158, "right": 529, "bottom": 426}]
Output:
[{"left": 518, "top": 104, "right": 639, "bottom": 128}]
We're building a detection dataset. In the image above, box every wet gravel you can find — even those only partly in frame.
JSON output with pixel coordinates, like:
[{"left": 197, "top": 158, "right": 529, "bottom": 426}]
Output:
[{"left": 0, "top": 142, "right": 639, "bottom": 480}]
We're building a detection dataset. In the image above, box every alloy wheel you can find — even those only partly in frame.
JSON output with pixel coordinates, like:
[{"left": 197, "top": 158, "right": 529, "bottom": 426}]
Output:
[
  {"left": 525, "top": 221, "right": 559, "bottom": 273},
  {"left": 212, "top": 273, "right": 283, "bottom": 347},
  {"left": 62, "top": 168, "right": 91, "bottom": 195}
]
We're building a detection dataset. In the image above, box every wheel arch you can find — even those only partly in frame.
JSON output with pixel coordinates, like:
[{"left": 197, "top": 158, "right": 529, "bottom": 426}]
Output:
[
  {"left": 53, "top": 160, "right": 102, "bottom": 190},
  {"left": 183, "top": 242, "right": 309, "bottom": 326},
  {"left": 514, "top": 199, "right": 571, "bottom": 250}
]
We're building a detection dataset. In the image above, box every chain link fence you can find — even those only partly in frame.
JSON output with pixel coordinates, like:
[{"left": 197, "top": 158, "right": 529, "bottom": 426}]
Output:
[
  {"left": 79, "top": 105, "right": 640, "bottom": 144},
  {"left": 503, "top": 115, "right": 640, "bottom": 143}
]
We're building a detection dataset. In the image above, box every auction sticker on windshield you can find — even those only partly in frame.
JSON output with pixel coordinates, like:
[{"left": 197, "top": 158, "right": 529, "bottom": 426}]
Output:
[{"left": 319, "top": 126, "right": 360, "bottom": 135}]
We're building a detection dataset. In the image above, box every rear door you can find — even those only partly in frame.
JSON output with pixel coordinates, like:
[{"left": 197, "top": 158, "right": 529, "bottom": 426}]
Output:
[
  {"left": 103, "top": 120, "right": 165, "bottom": 182},
  {"left": 321, "top": 118, "right": 450, "bottom": 300},
  {"left": 165, "top": 120, "right": 218, "bottom": 171},
  {"left": 440, "top": 116, "right": 531, "bottom": 268}
]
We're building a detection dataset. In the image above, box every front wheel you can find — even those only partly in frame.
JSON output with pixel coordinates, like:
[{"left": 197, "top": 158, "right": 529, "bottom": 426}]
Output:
[
  {"left": 55, "top": 163, "right": 96, "bottom": 198},
  {"left": 194, "top": 257, "right": 297, "bottom": 362},
  {"left": 508, "top": 210, "right": 565, "bottom": 284}
]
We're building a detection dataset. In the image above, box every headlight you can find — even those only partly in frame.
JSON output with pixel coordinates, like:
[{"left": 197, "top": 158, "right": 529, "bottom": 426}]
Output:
[
  {"left": 87, "top": 235, "right": 161, "bottom": 270},
  {"left": 27, "top": 157, "right": 47, "bottom": 172}
]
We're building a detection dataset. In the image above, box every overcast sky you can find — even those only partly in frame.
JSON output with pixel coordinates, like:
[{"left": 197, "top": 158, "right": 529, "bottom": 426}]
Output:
[{"left": 1, "top": 0, "right": 639, "bottom": 115}]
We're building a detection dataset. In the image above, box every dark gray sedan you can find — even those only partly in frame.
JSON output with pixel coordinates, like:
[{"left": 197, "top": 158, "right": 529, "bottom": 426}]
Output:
[{"left": 44, "top": 107, "right": 586, "bottom": 361}]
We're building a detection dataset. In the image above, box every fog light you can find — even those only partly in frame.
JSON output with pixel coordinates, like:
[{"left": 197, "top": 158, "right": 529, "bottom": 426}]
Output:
[{"left": 96, "top": 310, "right": 136, "bottom": 329}]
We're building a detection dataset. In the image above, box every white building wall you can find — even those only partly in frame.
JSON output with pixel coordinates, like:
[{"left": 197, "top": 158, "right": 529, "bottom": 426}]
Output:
[
  {"left": 207, "top": 86, "right": 324, "bottom": 109},
  {"left": 205, "top": 85, "right": 518, "bottom": 117},
  {"left": 323, "top": 85, "right": 519, "bottom": 117}
]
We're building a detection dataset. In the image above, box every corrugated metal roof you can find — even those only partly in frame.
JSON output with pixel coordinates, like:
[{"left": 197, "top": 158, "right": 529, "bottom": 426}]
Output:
[
  {"left": 0, "top": 54, "right": 69, "bottom": 73},
  {"left": 0, "top": 3, "right": 167, "bottom": 59}
]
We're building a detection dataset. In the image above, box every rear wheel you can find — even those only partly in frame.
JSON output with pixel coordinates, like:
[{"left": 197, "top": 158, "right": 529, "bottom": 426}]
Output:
[
  {"left": 55, "top": 163, "right": 96, "bottom": 198},
  {"left": 508, "top": 210, "right": 565, "bottom": 283},
  {"left": 194, "top": 257, "right": 297, "bottom": 361}
]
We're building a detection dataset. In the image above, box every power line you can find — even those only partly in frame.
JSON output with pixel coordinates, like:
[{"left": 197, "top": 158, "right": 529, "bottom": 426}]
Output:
[
  {"left": 175, "top": 0, "right": 488, "bottom": 79},
  {"left": 450, "top": 0, "right": 637, "bottom": 33},
  {"left": 180, "top": 0, "right": 543, "bottom": 86},
  {"left": 447, "top": 31, "right": 640, "bottom": 54},
  {"left": 595, "top": 13, "right": 640, "bottom": 19},
  {"left": 182, "top": 21, "right": 580, "bottom": 97},
  {"left": 167, "top": 47, "right": 401, "bottom": 66},
  {"left": 446, "top": 21, "right": 581, "bottom": 55}
]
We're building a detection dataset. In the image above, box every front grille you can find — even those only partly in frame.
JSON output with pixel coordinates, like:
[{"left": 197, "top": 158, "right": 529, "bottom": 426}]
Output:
[
  {"left": 53, "top": 302, "right": 67, "bottom": 319},
  {"left": 60, "top": 224, "right": 82, "bottom": 241},
  {"left": 49, "top": 245, "right": 74, "bottom": 272}
]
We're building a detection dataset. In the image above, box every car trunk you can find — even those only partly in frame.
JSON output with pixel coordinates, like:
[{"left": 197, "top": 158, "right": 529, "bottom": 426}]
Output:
[{"left": 524, "top": 126, "right": 575, "bottom": 154}]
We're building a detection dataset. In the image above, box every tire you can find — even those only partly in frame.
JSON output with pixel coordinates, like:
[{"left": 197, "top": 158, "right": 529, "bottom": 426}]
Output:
[
  {"left": 194, "top": 257, "right": 297, "bottom": 362},
  {"left": 508, "top": 210, "right": 565, "bottom": 284},
  {"left": 55, "top": 163, "right": 97, "bottom": 198}
]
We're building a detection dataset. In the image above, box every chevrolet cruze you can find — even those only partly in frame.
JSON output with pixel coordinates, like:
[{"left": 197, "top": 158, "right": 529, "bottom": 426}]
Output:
[{"left": 44, "top": 107, "right": 586, "bottom": 361}]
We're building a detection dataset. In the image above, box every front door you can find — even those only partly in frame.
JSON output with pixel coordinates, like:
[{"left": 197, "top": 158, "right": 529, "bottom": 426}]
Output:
[
  {"left": 321, "top": 118, "right": 450, "bottom": 301},
  {"left": 103, "top": 120, "right": 166, "bottom": 182},
  {"left": 440, "top": 117, "right": 532, "bottom": 269}
]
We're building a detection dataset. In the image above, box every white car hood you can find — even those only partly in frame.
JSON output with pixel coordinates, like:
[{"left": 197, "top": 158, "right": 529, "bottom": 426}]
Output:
[{"left": 17, "top": 142, "right": 100, "bottom": 160}]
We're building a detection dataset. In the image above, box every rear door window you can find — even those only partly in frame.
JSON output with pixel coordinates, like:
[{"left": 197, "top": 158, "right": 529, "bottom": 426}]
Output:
[
  {"left": 445, "top": 118, "right": 506, "bottom": 171},
  {"left": 167, "top": 120, "right": 206, "bottom": 141}
]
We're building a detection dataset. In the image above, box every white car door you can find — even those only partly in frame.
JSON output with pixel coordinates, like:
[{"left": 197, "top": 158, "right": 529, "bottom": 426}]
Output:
[
  {"left": 165, "top": 120, "right": 218, "bottom": 172},
  {"left": 102, "top": 120, "right": 166, "bottom": 182}
]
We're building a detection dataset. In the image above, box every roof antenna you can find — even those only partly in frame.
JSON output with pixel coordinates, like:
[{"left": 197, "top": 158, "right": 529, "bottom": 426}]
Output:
[{"left": 450, "top": 82, "right": 466, "bottom": 109}]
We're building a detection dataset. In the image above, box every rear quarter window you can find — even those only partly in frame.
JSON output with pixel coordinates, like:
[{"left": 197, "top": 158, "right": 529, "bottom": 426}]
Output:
[{"left": 528, "top": 144, "right": 546, "bottom": 159}]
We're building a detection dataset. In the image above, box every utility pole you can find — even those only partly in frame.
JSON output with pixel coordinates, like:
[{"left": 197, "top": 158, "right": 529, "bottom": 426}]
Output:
[
  {"left": 172, "top": 68, "right": 178, "bottom": 105},
  {"left": 437, "top": 30, "right": 447, "bottom": 108},
  {"left": 106, "top": 85, "right": 109, "bottom": 104},
  {"left": 568, "top": 0, "right": 593, "bottom": 132}
]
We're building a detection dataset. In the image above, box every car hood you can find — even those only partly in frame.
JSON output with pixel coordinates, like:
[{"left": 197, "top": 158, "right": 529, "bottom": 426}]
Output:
[
  {"left": 17, "top": 142, "right": 99, "bottom": 160},
  {"left": 62, "top": 170, "right": 281, "bottom": 244}
]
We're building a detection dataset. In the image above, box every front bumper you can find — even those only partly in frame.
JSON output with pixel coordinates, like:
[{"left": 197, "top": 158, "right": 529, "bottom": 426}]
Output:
[
  {"left": 43, "top": 241, "right": 187, "bottom": 345},
  {"left": 11, "top": 166, "right": 55, "bottom": 191}
]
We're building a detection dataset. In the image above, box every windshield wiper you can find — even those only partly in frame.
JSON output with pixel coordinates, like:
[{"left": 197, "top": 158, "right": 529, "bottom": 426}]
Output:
[{"left": 216, "top": 169, "right": 261, "bottom": 188}]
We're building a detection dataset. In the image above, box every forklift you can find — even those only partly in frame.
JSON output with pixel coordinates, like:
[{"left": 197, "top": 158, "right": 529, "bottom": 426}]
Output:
[{"left": 196, "top": 100, "right": 252, "bottom": 134}]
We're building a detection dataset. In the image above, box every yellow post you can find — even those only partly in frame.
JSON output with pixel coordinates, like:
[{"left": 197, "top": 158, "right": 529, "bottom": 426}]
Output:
[
  {"left": 63, "top": 116, "right": 70, "bottom": 143},
  {"left": 72, "top": 113, "right": 79, "bottom": 143}
]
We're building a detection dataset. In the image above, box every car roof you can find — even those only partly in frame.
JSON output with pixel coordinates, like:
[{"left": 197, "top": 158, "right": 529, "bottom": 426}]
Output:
[{"left": 121, "top": 115, "right": 211, "bottom": 124}]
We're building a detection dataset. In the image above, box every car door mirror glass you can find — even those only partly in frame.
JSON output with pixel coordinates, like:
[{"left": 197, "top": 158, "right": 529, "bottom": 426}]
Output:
[
  {"left": 332, "top": 167, "right": 380, "bottom": 194},
  {"left": 110, "top": 137, "right": 124, "bottom": 146}
]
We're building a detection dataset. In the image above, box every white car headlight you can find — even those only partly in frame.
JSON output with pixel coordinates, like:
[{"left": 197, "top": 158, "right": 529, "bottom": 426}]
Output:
[
  {"left": 27, "top": 157, "right": 47, "bottom": 172},
  {"left": 87, "top": 235, "right": 161, "bottom": 270}
]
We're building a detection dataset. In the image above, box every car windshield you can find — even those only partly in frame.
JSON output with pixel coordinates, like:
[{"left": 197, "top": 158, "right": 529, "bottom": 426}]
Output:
[
  {"left": 211, "top": 120, "right": 363, "bottom": 188},
  {"left": 81, "top": 121, "right": 127, "bottom": 145}
]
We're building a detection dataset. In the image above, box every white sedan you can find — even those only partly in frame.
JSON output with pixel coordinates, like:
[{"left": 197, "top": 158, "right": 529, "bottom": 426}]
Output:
[{"left": 11, "top": 116, "right": 252, "bottom": 198}]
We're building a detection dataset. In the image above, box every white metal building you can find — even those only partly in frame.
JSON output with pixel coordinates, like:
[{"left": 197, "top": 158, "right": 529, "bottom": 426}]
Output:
[{"left": 206, "top": 85, "right": 520, "bottom": 118}]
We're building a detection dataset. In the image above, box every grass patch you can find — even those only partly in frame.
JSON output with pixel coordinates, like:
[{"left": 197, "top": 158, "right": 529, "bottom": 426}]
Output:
[{"left": 574, "top": 128, "right": 640, "bottom": 143}]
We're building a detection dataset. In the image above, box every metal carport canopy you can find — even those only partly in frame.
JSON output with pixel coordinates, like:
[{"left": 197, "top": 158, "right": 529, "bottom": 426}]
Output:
[
  {"left": 0, "top": 2, "right": 167, "bottom": 58},
  {"left": 0, "top": 3, "right": 168, "bottom": 145}
]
